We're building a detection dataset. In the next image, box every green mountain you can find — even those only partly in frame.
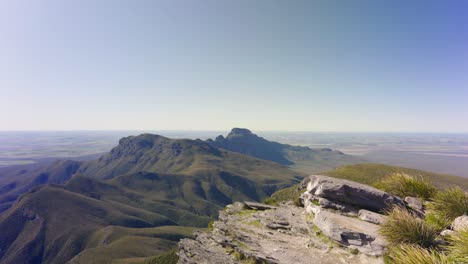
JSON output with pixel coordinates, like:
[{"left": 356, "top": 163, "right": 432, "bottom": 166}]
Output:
[
  {"left": 0, "top": 133, "right": 303, "bottom": 264},
  {"left": 207, "top": 128, "right": 362, "bottom": 173},
  {"left": 0, "top": 160, "right": 82, "bottom": 213}
]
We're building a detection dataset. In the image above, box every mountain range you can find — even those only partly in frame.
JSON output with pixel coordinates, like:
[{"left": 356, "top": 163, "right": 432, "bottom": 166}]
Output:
[
  {"left": 0, "top": 130, "right": 305, "bottom": 263},
  {"left": 1, "top": 128, "right": 467, "bottom": 263}
]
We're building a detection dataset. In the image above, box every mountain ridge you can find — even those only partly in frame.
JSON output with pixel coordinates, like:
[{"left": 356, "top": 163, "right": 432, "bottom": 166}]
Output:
[
  {"left": 207, "top": 128, "right": 362, "bottom": 173},
  {"left": 0, "top": 132, "right": 304, "bottom": 264}
]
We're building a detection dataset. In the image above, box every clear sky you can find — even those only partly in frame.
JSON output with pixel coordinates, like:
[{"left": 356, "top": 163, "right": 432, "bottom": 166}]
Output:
[{"left": 1, "top": 0, "right": 467, "bottom": 132}]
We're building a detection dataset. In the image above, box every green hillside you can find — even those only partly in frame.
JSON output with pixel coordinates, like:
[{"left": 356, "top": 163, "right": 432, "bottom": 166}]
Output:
[
  {"left": 322, "top": 163, "right": 468, "bottom": 190},
  {"left": 0, "top": 134, "right": 303, "bottom": 264}
]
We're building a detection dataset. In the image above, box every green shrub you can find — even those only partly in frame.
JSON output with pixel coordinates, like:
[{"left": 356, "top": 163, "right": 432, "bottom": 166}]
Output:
[
  {"left": 386, "top": 244, "right": 450, "bottom": 264},
  {"left": 428, "top": 187, "right": 468, "bottom": 222},
  {"left": 207, "top": 220, "right": 215, "bottom": 231},
  {"left": 262, "top": 197, "right": 278, "bottom": 206},
  {"left": 271, "top": 185, "right": 305, "bottom": 203},
  {"left": 145, "top": 249, "right": 178, "bottom": 264},
  {"left": 373, "top": 173, "right": 437, "bottom": 200},
  {"left": 380, "top": 207, "right": 440, "bottom": 248},
  {"left": 446, "top": 228, "right": 468, "bottom": 263}
]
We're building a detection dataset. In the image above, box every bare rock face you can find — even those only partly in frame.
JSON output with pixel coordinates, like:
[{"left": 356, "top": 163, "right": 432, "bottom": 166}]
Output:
[
  {"left": 304, "top": 175, "right": 405, "bottom": 212},
  {"left": 358, "top": 209, "right": 387, "bottom": 225},
  {"left": 404, "top": 197, "right": 424, "bottom": 211},
  {"left": 178, "top": 176, "right": 411, "bottom": 263},
  {"left": 244, "top": 201, "right": 277, "bottom": 210},
  {"left": 452, "top": 215, "right": 468, "bottom": 231},
  {"left": 178, "top": 203, "right": 384, "bottom": 264},
  {"left": 313, "top": 209, "right": 388, "bottom": 256}
]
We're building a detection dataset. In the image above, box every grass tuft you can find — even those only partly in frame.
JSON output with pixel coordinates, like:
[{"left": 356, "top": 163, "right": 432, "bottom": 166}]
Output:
[
  {"left": 427, "top": 187, "right": 468, "bottom": 222},
  {"left": 446, "top": 228, "right": 468, "bottom": 263},
  {"left": 379, "top": 207, "right": 440, "bottom": 248},
  {"left": 373, "top": 173, "right": 437, "bottom": 200},
  {"left": 425, "top": 213, "right": 452, "bottom": 231},
  {"left": 386, "top": 244, "right": 450, "bottom": 264}
]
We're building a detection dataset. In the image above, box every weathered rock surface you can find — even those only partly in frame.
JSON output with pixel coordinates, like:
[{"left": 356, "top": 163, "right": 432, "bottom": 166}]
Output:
[
  {"left": 244, "top": 201, "right": 277, "bottom": 210},
  {"left": 314, "top": 209, "right": 388, "bottom": 256},
  {"left": 404, "top": 197, "right": 424, "bottom": 211},
  {"left": 358, "top": 210, "right": 387, "bottom": 225},
  {"left": 452, "top": 215, "right": 468, "bottom": 231},
  {"left": 178, "top": 203, "right": 384, "bottom": 264},
  {"left": 177, "top": 175, "right": 412, "bottom": 263},
  {"left": 304, "top": 175, "right": 405, "bottom": 212}
]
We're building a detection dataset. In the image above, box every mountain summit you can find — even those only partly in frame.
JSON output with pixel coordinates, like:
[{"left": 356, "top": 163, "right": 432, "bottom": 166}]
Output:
[
  {"left": 208, "top": 128, "right": 293, "bottom": 165},
  {"left": 207, "top": 128, "right": 361, "bottom": 173}
]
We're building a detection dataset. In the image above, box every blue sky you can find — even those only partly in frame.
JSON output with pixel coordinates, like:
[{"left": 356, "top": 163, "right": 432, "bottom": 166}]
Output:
[{"left": 1, "top": 0, "right": 467, "bottom": 132}]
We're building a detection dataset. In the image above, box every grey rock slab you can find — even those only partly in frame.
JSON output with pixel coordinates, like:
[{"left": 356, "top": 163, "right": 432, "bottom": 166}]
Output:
[
  {"left": 305, "top": 175, "right": 405, "bottom": 212},
  {"left": 244, "top": 201, "right": 277, "bottom": 210},
  {"left": 404, "top": 197, "right": 424, "bottom": 211},
  {"left": 224, "top": 201, "right": 246, "bottom": 214},
  {"left": 178, "top": 203, "right": 384, "bottom": 264},
  {"left": 358, "top": 209, "right": 387, "bottom": 225},
  {"left": 319, "top": 197, "right": 359, "bottom": 216},
  {"left": 313, "top": 209, "right": 388, "bottom": 256}
]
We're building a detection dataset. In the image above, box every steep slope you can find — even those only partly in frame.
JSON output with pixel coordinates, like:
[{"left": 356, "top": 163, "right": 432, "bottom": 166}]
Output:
[
  {"left": 207, "top": 128, "right": 362, "bottom": 173},
  {"left": 0, "top": 160, "right": 82, "bottom": 213},
  {"left": 0, "top": 133, "right": 304, "bottom": 264},
  {"left": 0, "top": 184, "right": 175, "bottom": 264},
  {"left": 79, "top": 134, "right": 303, "bottom": 193}
]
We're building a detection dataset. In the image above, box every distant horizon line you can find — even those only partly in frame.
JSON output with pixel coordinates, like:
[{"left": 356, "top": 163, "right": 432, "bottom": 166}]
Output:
[{"left": 1, "top": 129, "right": 468, "bottom": 134}]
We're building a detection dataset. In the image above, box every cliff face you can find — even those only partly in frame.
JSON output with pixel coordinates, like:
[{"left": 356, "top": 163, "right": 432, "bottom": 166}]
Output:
[{"left": 176, "top": 175, "right": 416, "bottom": 264}]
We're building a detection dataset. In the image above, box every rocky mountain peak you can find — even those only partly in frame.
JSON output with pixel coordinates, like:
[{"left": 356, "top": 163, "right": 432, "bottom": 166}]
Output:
[{"left": 226, "top": 128, "right": 255, "bottom": 139}]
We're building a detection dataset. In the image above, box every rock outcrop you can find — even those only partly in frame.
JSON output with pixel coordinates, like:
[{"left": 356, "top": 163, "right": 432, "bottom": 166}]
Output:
[
  {"left": 303, "top": 175, "right": 405, "bottom": 212},
  {"left": 178, "top": 202, "right": 383, "bottom": 264},
  {"left": 177, "top": 175, "right": 412, "bottom": 263}
]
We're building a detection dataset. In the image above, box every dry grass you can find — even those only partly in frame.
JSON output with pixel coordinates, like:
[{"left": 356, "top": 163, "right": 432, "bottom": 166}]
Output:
[
  {"left": 386, "top": 244, "right": 450, "bottom": 264},
  {"left": 373, "top": 173, "right": 437, "bottom": 200},
  {"left": 380, "top": 207, "right": 440, "bottom": 248},
  {"left": 446, "top": 228, "right": 468, "bottom": 263},
  {"left": 428, "top": 187, "right": 468, "bottom": 222}
]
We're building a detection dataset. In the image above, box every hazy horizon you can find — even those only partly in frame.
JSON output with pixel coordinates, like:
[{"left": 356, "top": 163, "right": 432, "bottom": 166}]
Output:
[{"left": 2, "top": 1, "right": 468, "bottom": 132}]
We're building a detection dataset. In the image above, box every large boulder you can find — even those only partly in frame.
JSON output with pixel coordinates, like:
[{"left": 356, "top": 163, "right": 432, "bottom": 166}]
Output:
[{"left": 304, "top": 175, "right": 405, "bottom": 212}]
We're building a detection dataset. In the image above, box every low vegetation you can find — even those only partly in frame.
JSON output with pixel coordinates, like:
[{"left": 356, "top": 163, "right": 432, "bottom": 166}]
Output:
[
  {"left": 373, "top": 173, "right": 437, "bottom": 200},
  {"left": 379, "top": 207, "right": 440, "bottom": 248},
  {"left": 446, "top": 229, "right": 468, "bottom": 263},
  {"left": 386, "top": 244, "right": 450, "bottom": 264},
  {"left": 323, "top": 164, "right": 468, "bottom": 191},
  {"left": 427, "top": 187, "right": 468, "bottom": 222},
  {"left": 145, "top": 249, "right": 178, "bottom": 264}
]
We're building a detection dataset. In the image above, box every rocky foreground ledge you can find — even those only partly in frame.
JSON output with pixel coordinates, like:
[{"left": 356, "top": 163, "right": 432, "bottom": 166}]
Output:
[{"left": 176, "top": 175, "right": 421, "bottom": 264}]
